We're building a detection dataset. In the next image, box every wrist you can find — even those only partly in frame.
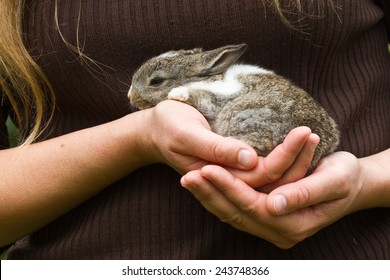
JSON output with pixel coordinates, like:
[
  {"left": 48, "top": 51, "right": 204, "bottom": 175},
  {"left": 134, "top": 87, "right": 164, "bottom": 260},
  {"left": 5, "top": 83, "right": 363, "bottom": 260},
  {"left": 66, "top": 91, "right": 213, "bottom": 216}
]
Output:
[
  {"left": 357, "top": 151, "right": 390, "bottom": 209},
  {"left": 120, "top": 109, "right": 161, "bottom": 168}
]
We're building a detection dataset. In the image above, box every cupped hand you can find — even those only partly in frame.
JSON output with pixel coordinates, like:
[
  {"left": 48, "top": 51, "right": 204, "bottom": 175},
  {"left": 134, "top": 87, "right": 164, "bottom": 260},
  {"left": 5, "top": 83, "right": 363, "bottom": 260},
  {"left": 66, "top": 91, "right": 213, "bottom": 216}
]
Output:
[
  {"left": 228, "top": 126, "right": 320, "bottom": 190},
  {"left": 181, "top": 148, "right": 365, "bottom": 248},
  {"left": 141, "top": 100, "right": 258, "bottom": 174}
]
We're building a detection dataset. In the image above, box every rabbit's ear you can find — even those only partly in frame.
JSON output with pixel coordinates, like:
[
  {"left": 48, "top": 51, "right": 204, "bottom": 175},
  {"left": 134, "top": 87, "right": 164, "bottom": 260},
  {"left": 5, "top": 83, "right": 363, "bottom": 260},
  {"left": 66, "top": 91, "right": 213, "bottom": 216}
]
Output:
[{"left": 201, "top": 44, "right": 247, "bottom": 75}]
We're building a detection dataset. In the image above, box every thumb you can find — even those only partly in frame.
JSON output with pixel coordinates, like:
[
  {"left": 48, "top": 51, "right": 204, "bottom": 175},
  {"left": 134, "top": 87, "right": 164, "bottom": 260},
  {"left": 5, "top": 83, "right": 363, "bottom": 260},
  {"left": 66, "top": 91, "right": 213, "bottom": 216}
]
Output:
[
  {"left": 266, "top": 172, "right": 320, "bottom": 215},
  {"left": 266, "top": 166, "right": 341, "bottom": 215}
]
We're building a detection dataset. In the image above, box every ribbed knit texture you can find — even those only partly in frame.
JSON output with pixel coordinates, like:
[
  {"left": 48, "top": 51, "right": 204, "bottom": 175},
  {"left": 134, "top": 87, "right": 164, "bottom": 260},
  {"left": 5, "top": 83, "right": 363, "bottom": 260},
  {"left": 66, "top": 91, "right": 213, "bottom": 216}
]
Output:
[{"left": 3, "top": 0, "right": 390, "bottom": 259}]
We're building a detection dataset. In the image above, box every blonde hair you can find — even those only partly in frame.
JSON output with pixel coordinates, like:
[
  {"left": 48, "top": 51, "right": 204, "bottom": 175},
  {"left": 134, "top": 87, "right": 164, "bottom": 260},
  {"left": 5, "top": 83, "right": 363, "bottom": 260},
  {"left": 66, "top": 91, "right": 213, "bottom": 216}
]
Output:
[
  {"left": 0, "top": 0, "right": 334, "bottom": 145},
  {"left": 0, "top": 0, "right": 55, "bottom": 145}
]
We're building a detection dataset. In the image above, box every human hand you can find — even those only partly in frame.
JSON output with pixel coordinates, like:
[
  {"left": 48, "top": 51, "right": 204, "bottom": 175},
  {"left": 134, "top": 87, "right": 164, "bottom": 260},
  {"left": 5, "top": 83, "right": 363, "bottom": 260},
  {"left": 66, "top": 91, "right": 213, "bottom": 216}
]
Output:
[
  {"left": 141, "top": 100, "right": 258, "bottom": 174},
  {"left": 227, "top": 126, "right": 320, "bottom": 191},
  {"left": 181, "top": 150, "right": 365, "bottom": 249}
]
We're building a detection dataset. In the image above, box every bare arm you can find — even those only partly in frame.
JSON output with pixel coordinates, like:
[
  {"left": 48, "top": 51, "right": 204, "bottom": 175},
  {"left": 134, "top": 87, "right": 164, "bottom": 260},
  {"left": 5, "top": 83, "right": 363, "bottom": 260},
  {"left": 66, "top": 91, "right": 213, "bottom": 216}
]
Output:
[
  {"left": 0, "top": 111, "right": 149, "bottom": 247},
  {"left": 0, "top": 101, "right": 258, "bottom": 247}
]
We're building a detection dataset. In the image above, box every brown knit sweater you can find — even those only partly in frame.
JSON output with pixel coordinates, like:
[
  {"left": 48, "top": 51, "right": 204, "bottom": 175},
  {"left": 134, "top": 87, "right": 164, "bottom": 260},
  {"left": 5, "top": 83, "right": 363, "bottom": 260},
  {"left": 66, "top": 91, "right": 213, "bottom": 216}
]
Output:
[{"left": 2, "top": 0, "right": 390, "bottom": 259}]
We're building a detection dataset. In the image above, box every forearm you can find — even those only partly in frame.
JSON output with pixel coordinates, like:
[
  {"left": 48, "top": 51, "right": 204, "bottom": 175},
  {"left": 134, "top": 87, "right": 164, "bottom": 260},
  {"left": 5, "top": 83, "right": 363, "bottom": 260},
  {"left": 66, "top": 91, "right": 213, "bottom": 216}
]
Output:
[
  {"left": 358, "top": 148, "right": 390, "bottom": 209},
  {"left": 0, "top": 111, "right": 151, "bottom": 246}
]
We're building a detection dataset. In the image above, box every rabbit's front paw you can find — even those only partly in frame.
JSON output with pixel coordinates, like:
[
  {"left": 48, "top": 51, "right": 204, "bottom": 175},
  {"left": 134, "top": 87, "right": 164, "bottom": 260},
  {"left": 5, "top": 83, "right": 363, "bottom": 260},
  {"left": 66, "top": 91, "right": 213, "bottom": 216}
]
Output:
[{"left": 168, "top": 87, "right": 190, "bottom": 102}]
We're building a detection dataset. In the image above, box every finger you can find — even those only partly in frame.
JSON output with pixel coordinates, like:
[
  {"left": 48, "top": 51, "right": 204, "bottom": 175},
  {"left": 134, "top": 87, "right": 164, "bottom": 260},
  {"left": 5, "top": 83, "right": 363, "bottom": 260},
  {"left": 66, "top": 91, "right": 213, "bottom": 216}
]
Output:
[
  {"left": 200, "top": 165, "right": 269, "bottom": 216},
  {"left": 182, "top": 169, "right": 281, "bottom": 244},
  {"left": 283, "top": 132, "right": 320, "bottom": 178},
  {"left": 228, "top": 126, "right": 312, "bottom": 187},
  {"left": 260, "top": 133, "right": 319, "bottom": 193},
  {"left": 262, "top": 126, "right": 312, "bottom": 181},
  {"left": 267, "top": 162, "right": 348, "bottom": 215},
  {"left": 181, "top": 129, "right": 258, "bottom": 170},
  {"left": 181, "top": 170, "right": 248, "bottom": 224}
]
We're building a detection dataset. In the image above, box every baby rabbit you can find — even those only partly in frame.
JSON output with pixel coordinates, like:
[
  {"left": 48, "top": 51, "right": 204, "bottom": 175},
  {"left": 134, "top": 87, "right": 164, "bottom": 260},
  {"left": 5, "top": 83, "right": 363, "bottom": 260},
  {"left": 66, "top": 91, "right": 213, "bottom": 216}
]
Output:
[{"left": 129, "top": 44, "right": 339, "bottom": 166}]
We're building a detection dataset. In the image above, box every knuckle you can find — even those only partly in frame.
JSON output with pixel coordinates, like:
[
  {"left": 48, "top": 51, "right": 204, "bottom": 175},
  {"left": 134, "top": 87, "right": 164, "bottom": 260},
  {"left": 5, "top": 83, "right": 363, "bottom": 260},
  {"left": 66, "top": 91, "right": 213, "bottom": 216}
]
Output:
[
  {"left": 240, "top": 196, "right": 261, "bottom": 216},
  {"left": 220, "top": 211, "right": 245, "bottom": 227},
  {"left": 213, "top": 141, "right": 227, "bottom": 163},
  {"left": 197, "top": 188, "right": 217, "bottom": 204},
  {"left": 261, "top": 160, "right": 284, "bottom": 183},
  {"left": 295, "top": 185, "right": 311, "bottom": 207},
  {"left": 264, "top": 171, "right": 283, "bottom": 184}
]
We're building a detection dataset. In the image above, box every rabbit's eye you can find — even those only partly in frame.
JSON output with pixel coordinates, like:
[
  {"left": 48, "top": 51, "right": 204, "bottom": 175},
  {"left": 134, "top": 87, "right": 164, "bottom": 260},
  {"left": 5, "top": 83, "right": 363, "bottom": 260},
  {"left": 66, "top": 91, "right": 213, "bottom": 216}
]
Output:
[{"left": 149, "top": 77, "right": 165, "bottom": 86}]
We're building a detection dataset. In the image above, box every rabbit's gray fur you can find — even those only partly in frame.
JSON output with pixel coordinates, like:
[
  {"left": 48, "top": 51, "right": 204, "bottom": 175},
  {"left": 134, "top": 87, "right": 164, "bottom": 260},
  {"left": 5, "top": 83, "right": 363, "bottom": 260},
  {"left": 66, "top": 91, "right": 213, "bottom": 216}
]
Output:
[{"left": 129, "top": 44, "right": 339, "bottom": 166}]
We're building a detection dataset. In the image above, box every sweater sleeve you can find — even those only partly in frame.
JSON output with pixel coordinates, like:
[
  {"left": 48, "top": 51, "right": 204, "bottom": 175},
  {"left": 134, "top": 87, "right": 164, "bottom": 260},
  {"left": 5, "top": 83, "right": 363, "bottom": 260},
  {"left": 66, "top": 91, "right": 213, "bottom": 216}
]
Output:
[{"left": 376, "top": 0, "right": 390, "bottom": 41}]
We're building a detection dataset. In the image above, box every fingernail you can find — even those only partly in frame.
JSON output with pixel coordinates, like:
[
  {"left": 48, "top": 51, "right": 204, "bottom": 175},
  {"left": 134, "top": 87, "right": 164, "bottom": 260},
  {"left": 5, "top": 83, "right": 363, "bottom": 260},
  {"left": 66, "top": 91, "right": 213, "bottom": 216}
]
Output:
[
  {"left": 238, "top": 149, "right": 253, "bottom": 168},
  {"left": 273, "top": 194, "right": 287, "bottom": 214}
]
